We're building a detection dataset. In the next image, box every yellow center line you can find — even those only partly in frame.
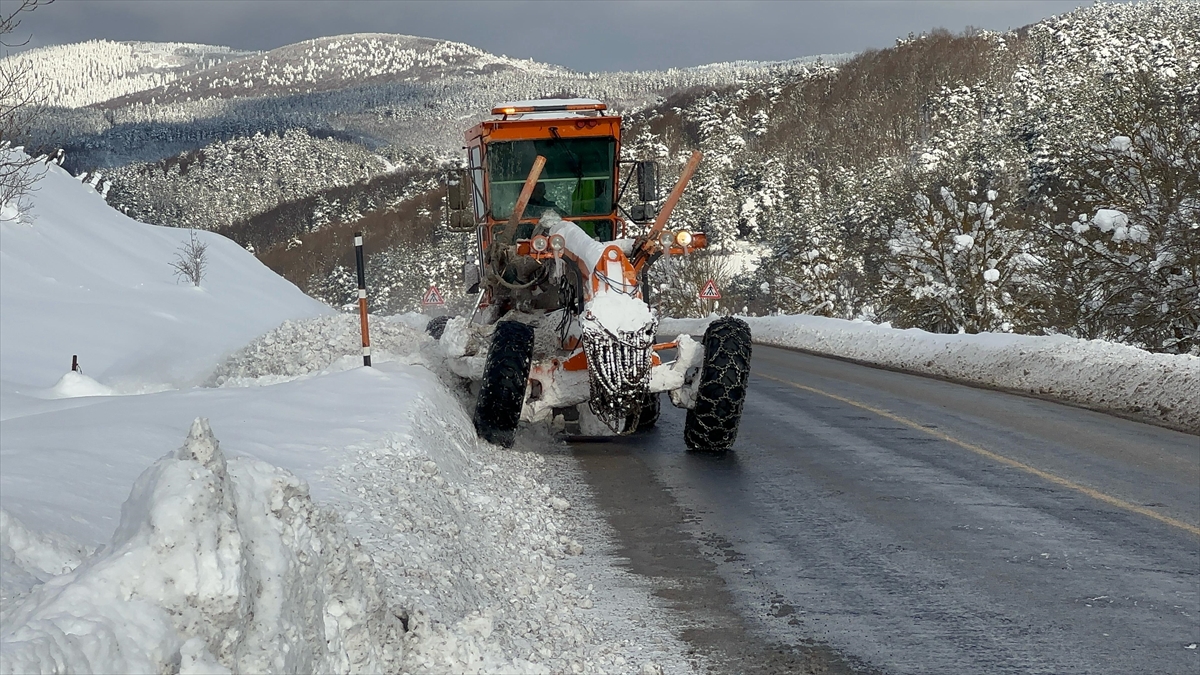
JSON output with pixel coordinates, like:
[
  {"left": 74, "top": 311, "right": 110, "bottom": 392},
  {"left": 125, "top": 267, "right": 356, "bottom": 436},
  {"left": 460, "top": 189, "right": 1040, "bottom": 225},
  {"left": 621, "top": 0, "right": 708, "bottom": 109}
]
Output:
[{"left": 756, "top": 372, "right": 1200, "bottom": 538}]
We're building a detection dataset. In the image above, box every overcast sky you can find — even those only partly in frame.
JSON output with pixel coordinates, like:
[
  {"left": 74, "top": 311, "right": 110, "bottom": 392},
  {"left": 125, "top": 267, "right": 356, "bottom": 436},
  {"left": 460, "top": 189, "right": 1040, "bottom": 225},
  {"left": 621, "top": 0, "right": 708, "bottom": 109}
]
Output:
[{"left": 15, "top": 0, "right": 1098, "bottom": 71}]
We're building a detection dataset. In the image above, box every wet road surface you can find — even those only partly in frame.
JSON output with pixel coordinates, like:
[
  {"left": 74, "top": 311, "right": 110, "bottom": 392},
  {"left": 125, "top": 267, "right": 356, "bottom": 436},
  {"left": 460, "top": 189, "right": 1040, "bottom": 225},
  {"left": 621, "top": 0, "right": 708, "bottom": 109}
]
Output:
[{"left": 572, "top": 344, "right": 1200, "bottom": 674}]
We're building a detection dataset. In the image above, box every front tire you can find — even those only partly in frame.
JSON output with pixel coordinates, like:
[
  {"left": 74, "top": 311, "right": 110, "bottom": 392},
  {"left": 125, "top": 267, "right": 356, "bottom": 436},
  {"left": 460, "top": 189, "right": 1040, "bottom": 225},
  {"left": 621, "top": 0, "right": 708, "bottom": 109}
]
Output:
[
  {"left": 684, "top": 317, "right": 752, "bottom": 453},
  {"left": 473, "top": 321, "right": 535, "bottom": 448}
]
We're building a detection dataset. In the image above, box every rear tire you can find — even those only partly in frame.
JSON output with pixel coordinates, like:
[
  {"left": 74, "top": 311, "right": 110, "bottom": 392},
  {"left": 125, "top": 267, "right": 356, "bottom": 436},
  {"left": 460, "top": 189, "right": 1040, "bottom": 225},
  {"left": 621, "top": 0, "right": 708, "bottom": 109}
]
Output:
[
  {"left": 473, "top": 321, "right": 535, "bottom": 448},
  {"left": 684, "top": 317, "right": 752, "bottom": 453},
  {"left": 426, "top": 315, "right": 451, "bottom": 340}
]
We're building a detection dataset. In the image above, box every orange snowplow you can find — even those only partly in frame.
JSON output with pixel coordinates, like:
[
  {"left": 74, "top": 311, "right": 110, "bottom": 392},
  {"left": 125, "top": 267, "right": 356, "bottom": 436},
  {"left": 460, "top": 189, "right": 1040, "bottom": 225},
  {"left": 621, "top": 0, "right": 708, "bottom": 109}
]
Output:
[{"left": 435, "top": 99, "right": 750, "bottom": 451}]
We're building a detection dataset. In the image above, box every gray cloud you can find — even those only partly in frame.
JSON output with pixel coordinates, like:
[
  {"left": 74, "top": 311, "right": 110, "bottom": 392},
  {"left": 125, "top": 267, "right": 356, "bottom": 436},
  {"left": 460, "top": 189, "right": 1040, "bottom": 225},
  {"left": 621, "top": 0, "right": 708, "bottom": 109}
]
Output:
[{"left": 17, "top": 0, "right": 1096, "bottom": 70}]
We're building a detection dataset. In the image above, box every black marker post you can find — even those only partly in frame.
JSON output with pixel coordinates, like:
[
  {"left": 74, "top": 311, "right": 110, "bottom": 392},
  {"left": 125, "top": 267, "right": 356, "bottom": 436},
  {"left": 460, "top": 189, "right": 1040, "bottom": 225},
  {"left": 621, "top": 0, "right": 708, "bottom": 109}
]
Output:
[{"left": 355, "top": 232, "right": 371, "bottom": 366}]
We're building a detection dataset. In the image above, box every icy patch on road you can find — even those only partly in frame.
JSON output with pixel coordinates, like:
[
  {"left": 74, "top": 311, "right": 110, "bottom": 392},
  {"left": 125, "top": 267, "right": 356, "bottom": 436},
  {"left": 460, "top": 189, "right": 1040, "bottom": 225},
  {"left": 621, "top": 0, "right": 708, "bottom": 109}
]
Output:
[
  {"left": 662, "top": 314, "right": 1200, "bottom": 433},
  {"left": 207, "top": 314, "right": 425, "bottom": 386},
  {"left": 1, "top": 419, "right": 402, "bottom": 674}
]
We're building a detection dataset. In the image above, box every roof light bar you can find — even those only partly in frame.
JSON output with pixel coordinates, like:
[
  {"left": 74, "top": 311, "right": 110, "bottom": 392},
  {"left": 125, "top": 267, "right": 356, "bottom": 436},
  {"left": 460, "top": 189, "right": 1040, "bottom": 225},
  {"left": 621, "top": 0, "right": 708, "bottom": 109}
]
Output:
[{"left": 491, "top": 100, "right": 607, "bottom": 115}]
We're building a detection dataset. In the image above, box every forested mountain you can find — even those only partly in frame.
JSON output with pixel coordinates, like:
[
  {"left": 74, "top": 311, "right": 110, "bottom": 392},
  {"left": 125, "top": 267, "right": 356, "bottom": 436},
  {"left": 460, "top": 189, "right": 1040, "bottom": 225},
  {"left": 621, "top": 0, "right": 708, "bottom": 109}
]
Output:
[
  {"left": 13, "top": 0, "right": 1196, "bottom": 353},
  {"left": 638, "top": 0, "right": 1198, "bottom": 354},
  {"left": 10, "top": 40, "right": 252, "bottom": 107}
]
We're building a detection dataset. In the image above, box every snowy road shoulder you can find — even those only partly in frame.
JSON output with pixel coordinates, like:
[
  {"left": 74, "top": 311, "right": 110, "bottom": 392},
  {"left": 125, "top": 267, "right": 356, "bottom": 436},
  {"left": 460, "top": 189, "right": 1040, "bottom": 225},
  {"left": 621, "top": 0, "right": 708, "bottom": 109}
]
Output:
[
  {"left": 662, "top": 315, "right": 1200, "bottom": 433},
  {"left": 2, "top": 324, "right": 695, "bottom": 674}
]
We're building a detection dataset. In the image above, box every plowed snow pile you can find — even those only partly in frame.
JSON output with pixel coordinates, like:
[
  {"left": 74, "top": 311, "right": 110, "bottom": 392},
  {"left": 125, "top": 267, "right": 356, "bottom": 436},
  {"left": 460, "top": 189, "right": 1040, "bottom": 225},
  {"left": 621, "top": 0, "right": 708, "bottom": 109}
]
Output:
[
  {"left": 662, "top": 315, "right": 1200, "bottom": 433},
  {"left": 2, "top": 155, "right": 693, "bottom": 674}
]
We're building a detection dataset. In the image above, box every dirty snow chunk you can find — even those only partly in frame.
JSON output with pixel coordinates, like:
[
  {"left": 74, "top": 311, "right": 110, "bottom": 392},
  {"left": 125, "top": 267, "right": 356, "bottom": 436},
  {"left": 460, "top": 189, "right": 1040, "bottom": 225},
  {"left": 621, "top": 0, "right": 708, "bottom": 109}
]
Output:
[
  {"left": 953, "top": 234, "right": 975, "bottom": 250},
  {"left": 47, "top": 371, "right": 114, "bottom": 398},
  {"left": 983, "top": 268, "right": 1000, "bottom": 283},
  {"left": 0, "top": 418, "right": 402, "bottom": 674},
  {"left": 586, "top": 291, "right": 655, "bottom": 334}
]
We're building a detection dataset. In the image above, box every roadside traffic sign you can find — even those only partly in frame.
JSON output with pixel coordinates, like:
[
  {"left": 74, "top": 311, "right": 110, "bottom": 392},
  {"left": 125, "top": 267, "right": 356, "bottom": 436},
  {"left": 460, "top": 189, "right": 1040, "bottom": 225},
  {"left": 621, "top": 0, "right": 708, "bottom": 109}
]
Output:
[
  {"left": 698, "top": 279, "right": 721, "bottom": 300},
  {"left": 422, "top": 285, "right": 445, "bottom": 306}
]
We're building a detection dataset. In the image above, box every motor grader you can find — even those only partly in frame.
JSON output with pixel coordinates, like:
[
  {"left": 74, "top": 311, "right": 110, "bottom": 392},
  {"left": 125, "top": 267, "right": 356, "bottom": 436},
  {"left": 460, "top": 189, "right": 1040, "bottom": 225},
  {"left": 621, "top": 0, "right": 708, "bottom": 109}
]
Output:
[{"left": 435, "top": 98, "right": 750, "bottom": 451}]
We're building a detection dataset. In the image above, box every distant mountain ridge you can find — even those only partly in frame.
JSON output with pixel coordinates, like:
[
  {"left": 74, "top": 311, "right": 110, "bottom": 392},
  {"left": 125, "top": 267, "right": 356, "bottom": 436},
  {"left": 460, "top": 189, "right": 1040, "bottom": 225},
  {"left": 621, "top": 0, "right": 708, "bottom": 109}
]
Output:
[
  {"left": 14, "top": 33, "right": 846, "bottom": 113},
  {"left": 11, "top": 40, "right": 255, "bottom": 108},
  {"left": 94, "top": 33, "right": 572, "bottom": 109}
]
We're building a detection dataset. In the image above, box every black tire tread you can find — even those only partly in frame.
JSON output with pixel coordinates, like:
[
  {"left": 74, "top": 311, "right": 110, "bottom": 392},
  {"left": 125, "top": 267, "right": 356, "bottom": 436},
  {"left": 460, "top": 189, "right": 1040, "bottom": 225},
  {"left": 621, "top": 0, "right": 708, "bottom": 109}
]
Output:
[
  {"left": 473, "top": 321, "right": 535, "bottom": 448},
  {"left": 684, "top": 317, "right": 752, "bottom": 452}
]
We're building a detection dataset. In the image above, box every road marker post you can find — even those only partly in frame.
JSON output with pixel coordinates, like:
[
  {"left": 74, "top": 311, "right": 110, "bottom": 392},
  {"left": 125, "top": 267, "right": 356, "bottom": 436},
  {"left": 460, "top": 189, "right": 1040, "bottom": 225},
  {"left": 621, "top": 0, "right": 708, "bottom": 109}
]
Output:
[{"left": 354, "top": 232, "right": 371, "bottom": 367}]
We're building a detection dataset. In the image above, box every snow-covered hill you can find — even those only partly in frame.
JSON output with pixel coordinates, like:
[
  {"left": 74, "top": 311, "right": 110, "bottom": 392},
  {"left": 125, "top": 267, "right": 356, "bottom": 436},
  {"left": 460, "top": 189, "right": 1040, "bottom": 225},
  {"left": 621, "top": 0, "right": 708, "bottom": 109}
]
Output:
[
  {"left": 0, "top": 157, "right": 693, "bottom": 673},
  {"left": 8, "top": 40, "right": 253, "bottom": 108},
  {"left": 99, "top": 33, "right": 569, "bottom": 107}
]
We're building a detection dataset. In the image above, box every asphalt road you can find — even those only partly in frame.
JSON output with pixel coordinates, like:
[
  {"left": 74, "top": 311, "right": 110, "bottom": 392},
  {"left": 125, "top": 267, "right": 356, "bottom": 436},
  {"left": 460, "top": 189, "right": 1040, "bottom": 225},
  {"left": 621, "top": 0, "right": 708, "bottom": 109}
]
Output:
[{"left": 572, "top": 344, "right": 1200, "bottom": 674}]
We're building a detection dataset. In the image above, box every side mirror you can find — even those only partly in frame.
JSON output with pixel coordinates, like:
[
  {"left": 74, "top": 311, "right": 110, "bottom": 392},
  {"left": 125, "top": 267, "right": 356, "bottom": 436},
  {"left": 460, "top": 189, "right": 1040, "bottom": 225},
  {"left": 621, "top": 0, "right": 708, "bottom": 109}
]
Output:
[
  {"left": 446, "top": 169, "right": 475, "bottom": 231},
  {"left": 636, "top": 161, "right": 658, "bottom": 202},
  {"left": 629, "top": 202, "right": 657, "bottom": 223},
  {"left": 447, "top": 169, "right": 469, "bottom": 211}
]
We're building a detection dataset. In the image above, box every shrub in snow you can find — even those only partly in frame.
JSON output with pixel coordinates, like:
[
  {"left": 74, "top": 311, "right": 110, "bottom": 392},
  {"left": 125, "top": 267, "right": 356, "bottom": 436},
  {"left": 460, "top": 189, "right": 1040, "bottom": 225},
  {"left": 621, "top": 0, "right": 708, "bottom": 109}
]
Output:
[{"left": 170, "top": 228, "right": 208, "bottom": 287}]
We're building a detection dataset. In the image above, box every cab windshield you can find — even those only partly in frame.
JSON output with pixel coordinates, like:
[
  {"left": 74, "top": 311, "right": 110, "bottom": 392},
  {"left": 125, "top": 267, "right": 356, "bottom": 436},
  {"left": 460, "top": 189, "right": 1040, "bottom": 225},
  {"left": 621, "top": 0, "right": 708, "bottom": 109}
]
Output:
[{"left": 487, "top": 137, "right": 615, "bottom": 220}]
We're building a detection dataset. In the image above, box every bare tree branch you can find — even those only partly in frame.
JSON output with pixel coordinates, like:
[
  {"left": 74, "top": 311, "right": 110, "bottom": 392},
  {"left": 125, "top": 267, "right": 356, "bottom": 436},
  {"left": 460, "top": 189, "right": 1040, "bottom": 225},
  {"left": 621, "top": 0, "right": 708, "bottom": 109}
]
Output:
[{"left": 1, "top": 0, "right": 54, "bottom": 48}]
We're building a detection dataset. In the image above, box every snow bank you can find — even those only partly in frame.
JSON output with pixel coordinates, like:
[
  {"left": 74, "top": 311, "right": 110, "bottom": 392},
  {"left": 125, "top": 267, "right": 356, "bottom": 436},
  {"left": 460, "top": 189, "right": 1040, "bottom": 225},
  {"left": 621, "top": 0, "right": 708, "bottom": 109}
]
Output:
[
  {"left": 0, "top": 151, "right": 326, "bottom": 411},
  {"left": 206, "top": 314, "right": 425, "bottom": 386},
  {"left": 2, "top": 419, "right": 401, "bottom": 675},
  {"left": 662, "top": 315, "right": 1200, "bottom": 433}
]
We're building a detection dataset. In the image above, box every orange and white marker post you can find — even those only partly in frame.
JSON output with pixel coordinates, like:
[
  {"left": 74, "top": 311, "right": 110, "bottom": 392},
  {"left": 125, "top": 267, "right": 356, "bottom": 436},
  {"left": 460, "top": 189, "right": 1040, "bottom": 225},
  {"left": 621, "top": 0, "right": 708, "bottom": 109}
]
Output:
[{"left": 355, "top": 232, "right": 371, "bottom": 367}]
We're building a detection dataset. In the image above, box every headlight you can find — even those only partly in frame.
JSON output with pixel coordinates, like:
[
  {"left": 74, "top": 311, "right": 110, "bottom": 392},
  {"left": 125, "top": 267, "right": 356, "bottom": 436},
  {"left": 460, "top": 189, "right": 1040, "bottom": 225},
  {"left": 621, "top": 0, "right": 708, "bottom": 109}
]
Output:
[
  {"left": 674, "top": 230, "right": 694, "bottom": 247},
  {"left": 550, "top": 234, "right": 566, "bottom": 251},
  {"left": 659, "top": 231, "right": 674, "bottom": 248},
  {"left": 531, "top": 234, "right": 549, "bottom": 252}
]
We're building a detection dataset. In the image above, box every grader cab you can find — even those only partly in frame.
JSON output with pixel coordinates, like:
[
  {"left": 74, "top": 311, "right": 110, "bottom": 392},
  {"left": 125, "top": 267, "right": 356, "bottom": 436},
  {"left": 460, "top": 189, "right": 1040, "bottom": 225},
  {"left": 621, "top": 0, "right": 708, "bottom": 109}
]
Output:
[{"left": 436, "top": 99, "right": 751, "bottom": 451}]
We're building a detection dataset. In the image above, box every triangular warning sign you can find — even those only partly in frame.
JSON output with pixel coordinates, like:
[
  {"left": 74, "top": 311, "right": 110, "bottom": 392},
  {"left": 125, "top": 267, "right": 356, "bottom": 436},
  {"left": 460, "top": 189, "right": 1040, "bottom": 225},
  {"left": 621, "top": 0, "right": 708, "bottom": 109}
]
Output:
[
  {"left": 698, "top": 279, "right": 721, "bottom": 299},
  {"left": 421, "top": 285, "right": 445, "bottom": 306}
]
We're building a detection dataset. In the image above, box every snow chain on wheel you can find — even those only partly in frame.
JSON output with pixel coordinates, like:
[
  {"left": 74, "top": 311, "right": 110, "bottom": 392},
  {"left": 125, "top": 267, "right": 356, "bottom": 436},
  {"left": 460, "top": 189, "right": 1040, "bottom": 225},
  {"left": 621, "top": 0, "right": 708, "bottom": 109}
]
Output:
[
  {"left": 473, "top": 321, "right": 535, "bottom": 448},
  {"left": 684, "top": 317, "right": 752, "bottom": 453},
  {"left": 636, "top": 393, "right": 660, "bottom": 432},
  {"left": 426, "top": 315, "right": 451, "bottom": 340}
]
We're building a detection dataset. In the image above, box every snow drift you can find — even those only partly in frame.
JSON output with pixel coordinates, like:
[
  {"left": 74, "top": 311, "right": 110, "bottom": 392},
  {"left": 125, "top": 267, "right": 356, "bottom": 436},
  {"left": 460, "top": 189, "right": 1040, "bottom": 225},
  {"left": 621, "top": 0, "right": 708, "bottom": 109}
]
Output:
[
  {"left": 662, "top": 315, "right": 1200, "bottom": 433},
  {"left": 2, "top": 419, "right": 401, "bottom": 675}
]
